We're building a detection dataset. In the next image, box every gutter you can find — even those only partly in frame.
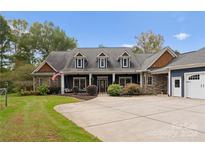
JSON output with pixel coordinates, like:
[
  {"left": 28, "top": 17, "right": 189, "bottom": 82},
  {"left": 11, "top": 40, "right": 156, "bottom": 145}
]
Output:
[{"left": 166, "top": 63, "right": 205, "bottom": 70}]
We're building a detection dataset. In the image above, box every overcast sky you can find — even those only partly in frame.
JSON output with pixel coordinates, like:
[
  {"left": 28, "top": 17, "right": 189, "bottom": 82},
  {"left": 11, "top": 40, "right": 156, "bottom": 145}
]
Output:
[{"left": 1, "top": 11, "right": 205, "bottom": 53}]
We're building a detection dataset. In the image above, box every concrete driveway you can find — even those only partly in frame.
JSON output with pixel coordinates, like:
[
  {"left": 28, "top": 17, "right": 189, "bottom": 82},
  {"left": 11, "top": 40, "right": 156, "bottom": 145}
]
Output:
[{"left": 55, "top": 95, "right": 205, "bottom": 141}]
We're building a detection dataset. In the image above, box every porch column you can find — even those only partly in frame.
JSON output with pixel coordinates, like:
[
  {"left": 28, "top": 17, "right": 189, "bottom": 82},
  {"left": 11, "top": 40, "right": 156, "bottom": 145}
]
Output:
[
  {"left": 140, "top": 72, "right": 143, "bottom": 88},
  {"left": 144, "top": 73, "right": 147, "bottom": 93},
  {"left": 61, "top": 73, "right": 65, "bottom": 94},
  {"left": 33, "top": 77, "right": 36, "bottom": 92},
  {"left": 168, "top": 69, "right": 171, "bottom": 96},
  {"left": 89, "top": 73, "right": 92, "bottom": 85},
  {"left": 112, "top": 73, "right": 115, "bottom": 83}
]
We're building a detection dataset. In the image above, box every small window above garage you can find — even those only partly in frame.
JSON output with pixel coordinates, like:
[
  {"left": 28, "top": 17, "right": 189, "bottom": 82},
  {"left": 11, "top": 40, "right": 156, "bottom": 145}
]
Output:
[{"left": 188, "top": 74, "right": 200, "bottom": 80}]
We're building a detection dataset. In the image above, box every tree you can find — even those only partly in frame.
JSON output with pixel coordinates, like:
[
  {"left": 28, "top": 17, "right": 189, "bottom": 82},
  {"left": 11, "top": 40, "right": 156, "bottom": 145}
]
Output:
[
  {"left": 29, "top": 21, "right": 77, "bottom": 60},
  {"left": 134, "top": 31, "right": 164, "bottom": 53},
  {"left": 98, "top": 44, "right": 106, "bottom": 48},
  {"left": 9, "top": 19, "right": 33, "bottom": 67},
  {"left": 0, "top": 15, "right": 12, "bottom": 72},
  {"left": 10, "top": 64, "right": 35, "bottom": 91}
]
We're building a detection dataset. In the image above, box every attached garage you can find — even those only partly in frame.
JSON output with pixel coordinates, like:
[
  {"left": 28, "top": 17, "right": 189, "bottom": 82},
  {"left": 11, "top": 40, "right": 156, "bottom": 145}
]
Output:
[
  {"left": 170, "top": 67, "right": 205, "bottom": 99},
  {"left": 184, "top": 72, "right": 205, "bottom": 99},
  {"left": 167, "top": 47, "right": 205, "bottom": 99}
]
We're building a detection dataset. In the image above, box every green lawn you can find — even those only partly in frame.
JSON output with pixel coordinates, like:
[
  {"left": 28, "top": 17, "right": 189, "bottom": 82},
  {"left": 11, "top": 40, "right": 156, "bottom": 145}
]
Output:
[{"left": 0, "top": 94, "right": 100, "bottom": 142}]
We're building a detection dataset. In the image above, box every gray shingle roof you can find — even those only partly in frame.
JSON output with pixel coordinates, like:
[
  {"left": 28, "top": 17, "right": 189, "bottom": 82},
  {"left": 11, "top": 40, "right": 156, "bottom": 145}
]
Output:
[
  {"left": 166, "top": 47, "right": 205, "bottom": 68},
  {"left": 64, "top": 47, "right": 140, "bottom": 73},
  {"left": 45, "top": 51, "right": 72, "bottom": 71},
  {"left": 45, "top": 47, "right": 155, "bottom": 73},
  {"left": 42, "top": 47, "right": 205, "bottom": 74}
]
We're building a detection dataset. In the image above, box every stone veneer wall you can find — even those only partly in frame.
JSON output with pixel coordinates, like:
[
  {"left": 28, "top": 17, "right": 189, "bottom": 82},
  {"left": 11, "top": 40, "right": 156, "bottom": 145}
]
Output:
[{"left": 142, "top": 72, "right": 168, "bottom": 94}]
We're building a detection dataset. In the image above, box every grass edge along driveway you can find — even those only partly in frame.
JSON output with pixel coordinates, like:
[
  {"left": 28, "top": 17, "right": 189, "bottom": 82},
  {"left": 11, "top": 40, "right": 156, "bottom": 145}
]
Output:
[{"left": 0, "top": 94, "right": 100, "bottom": 142}]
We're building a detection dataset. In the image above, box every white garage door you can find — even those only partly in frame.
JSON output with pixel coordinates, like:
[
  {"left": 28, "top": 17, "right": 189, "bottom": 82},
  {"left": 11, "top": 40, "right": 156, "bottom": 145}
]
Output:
[{"left": 185, "top": 72, "right": 205, "bottom": 99}]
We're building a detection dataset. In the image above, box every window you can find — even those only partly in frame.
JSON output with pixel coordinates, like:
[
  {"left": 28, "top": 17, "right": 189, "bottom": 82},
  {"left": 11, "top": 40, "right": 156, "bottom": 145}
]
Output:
[
  {"left": 175, "top": 79, "right": 180, "bottom": 88},
  {"left": 99, "top": 58, "right": 106, "bottom": 68},
  {"left": 73, "top": 77, "right": 86, "bottom": 91},
  {"left": 39, "top": 78, "right": 43, "bottom": 86},
  {"left": 147, "top": 76, "right": 153, "bottom": 85},
  {"left": 119, "top": 77, "right": 132, "bottom": 87},
  {"left": 122, "top": 58, "right": 129, "bottom": 68},
  {"left": 188, "top": 74, "right": 200, "bottom": 80},
  {"left": 76, "top": 58, "right": 83, "bottom": 68}
]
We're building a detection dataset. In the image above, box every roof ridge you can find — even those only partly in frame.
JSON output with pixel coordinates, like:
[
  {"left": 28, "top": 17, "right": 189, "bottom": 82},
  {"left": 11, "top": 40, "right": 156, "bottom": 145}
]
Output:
[
  {"left": 181, "top": 50, "right": 197, "bottom": 55},
  {"left": 73, "top": 47, "right": 132, "bottom": 49},
  {"left": 50, "top": 50, "right": 72, "bottom": 53}
]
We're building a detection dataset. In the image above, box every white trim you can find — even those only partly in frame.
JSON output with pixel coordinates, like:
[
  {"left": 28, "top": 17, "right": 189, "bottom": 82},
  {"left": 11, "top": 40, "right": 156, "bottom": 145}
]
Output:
[
  {"left": 122, "top": 57, "right": 129, "bottom": 68},
  {"left": 145, "top": 47, "right": 177, "bottom": 70},
  {"left": 73, "top": 77, "right": 87, "bottom": 91},
  {"left": 140, "top": 72, "right": 143, "bottom": 87},
  {"left": 112, "top": 73, "right": 115, "bottom": 83},
  {"left": 61, "top": 70, "right": 144, "bottom": 74},
  {"left": 99, "top": 58, "right": 106, "bottom": 68},
  {"left": 171, "top": 76, "right": 182, "bottom": 97},
  {"left": 120, "top": 50, "right": 131, "bottom": 57},
  {"left": 168, "top": 69, "right": 171, "bottom": 96},
  {"left": 184, "top": 71, "right": 205, "bottom": 98},
  {"left": 38, "top": 78, "right": 42, "bottom": 85},
  {"left": 184, "top": 71, "right": 205, "bottom": 76},
  {"left": 73, "top": 52, "right": 86, "bottom": 58},
  {"left": 32, "top": 72, "right": 56, "bottom": 76},
  {"left": 167, "top": 63, "right": 205, "bottom": 70},
  {"left": 32, "top": 60, "right": 58, "bottom": 74},
  {"left": 97, "top": 52, "right": 108, "bottom": 57},
  {"left": 76, "top": 58, "right": 83, "bottom": 68},
  {"left": 117, "top": 50, "right": 131, "bottom": 61},
  {"left": 61, "top": 74, "right": 65, "bottom": 94},
  {"left": 89, "top": 73, "right": 92, "bottom": 85},
  {"left": 33, "top": 77, "right": 35, "bottom": 91}
]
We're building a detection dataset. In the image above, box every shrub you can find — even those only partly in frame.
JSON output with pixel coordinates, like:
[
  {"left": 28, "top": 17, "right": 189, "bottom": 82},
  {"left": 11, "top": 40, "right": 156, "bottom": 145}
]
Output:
[
  {"left": 107, "top": 84, "right": 122, "bottom": 96},
  {"left": 37, "top": 84, "right": 49, "bottom": 95},
  {"left": 48, "top": 87, "right": 60, "bottom": 94},
  {"left": 123, "top": 83, "right": 142, "bottom": 95},
  {"left": 19, "top": 90, "right": 39, "bottom": 96},
  {"left": 87, "top": 85, "right": 98, "bottom": 96},
  {"left": 72, "top": 86, "right": 79, "bottom": 94}
]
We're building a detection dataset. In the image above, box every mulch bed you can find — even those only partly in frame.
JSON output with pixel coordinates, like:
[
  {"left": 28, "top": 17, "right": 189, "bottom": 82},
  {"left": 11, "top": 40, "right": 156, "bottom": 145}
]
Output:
[{"left": 62, "top": 93, "right": 97, "bottom": 100}]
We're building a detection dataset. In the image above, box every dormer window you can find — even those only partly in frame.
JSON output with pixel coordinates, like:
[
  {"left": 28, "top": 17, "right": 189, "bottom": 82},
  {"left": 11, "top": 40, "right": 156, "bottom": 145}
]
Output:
[
  {"left": 97, "top": 52, "right": 108, "bottom": 69},
  {"left": 123, "top": 58, "right": 129, "bottom": 68},
  {"left": 100, "top": 58, "right": 106, "bottom": 68},
  {"left": 77, "top": 58, "right": 83, "bottom": 68},
  {"left": 118, "top": 51, "right": 131, "bottom": 68},
  {"left": 74, "top": 52, "right": 86, "bottom": 69}
]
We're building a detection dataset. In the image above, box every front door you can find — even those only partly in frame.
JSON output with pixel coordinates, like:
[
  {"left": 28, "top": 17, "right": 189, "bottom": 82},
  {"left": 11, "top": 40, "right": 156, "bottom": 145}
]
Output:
[
  {"left": 98, "top": 79, "right": 108, "bottom": 93},
  {"left": 172, "top": 77, "right": 182, "bottom": 97}
]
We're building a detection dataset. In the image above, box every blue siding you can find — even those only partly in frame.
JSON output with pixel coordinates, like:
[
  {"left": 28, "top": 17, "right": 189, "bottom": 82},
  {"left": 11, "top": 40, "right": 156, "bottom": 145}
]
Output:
[{"left": 170, "top": 67, "right": 205, "bottom": 97}]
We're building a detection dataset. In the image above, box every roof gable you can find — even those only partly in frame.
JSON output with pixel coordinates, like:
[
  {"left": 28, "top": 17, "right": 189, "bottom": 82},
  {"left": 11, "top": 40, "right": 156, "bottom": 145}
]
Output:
[
  {"left": 151, "top": 50, "right": 175, "bottom": 68},
  {"left": 97, "top": 52, "right": 108, "bottom": 57},
  {"left": 32, "top": 61, "right": 57, "bottom": 73},
  {"left": 144, "top": 47, "right": 177, "bottom": 70},
  {"left": 121, "top": 51, "right": 131, "bottom": 57},
  {"left": 166, "top": 47, "right": 205, "bottom": 69},
  {"left": 74, "top": 52, "right": 85, "bottom": 57}
]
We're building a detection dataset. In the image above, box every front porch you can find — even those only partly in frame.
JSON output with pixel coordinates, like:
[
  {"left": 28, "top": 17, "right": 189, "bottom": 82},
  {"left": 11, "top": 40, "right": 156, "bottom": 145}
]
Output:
[{"left": 61, "top": 73, "right": 141, "bottom": 94}]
